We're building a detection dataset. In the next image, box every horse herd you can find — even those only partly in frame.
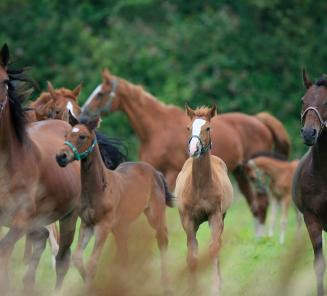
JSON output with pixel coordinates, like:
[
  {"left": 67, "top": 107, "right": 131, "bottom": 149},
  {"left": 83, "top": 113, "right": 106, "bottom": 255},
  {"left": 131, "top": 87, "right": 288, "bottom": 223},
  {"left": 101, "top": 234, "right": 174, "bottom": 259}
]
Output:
[{"left": 0, "top": 43, "right": 326, "bottom": 295}]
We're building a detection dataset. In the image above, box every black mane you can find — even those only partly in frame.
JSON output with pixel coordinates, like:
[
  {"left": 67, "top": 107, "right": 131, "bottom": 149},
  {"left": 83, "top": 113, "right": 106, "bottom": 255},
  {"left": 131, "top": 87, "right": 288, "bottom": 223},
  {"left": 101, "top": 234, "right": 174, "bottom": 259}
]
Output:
[
  {"left": 248, "top": 151, "right": 288, "bottom": 162},
  {"left": 7, "top": 66, "right": 33, "bottom": 142},
  {"left": 315, "top": 74, "right": 327, "bottom": 87},
  {"left": 95, "top": 130, "right": 128, "bottom": 169}
]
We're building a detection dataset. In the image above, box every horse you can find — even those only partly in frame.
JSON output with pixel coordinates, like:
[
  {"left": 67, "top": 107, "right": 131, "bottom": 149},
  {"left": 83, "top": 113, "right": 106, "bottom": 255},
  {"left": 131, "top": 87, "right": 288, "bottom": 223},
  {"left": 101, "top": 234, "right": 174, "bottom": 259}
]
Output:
[
  {"left": 26, "top": 81, "right": 81, "bottom": 125},
  {"left": 292, "top": 70, "right": 327, "bottom": 296},
  {"left": 82, "top": 68, "right": 291, "bottom": 235},
  {"left": 55, "top": 115, "right": 174, "bottom": 293},
  {"left": 244, "top": 152, "right": 299, "bottom": 244},
  {"left": 174, "top": 105, "right": 233, "bottom": 294}
]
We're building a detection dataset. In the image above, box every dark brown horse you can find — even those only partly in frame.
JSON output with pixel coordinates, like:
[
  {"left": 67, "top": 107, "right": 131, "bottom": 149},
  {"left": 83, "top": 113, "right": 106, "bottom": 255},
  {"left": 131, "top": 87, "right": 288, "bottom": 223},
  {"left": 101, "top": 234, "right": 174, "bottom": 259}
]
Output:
[
  {"left": 82, "top": 69, "right": 291, "bottom": 235},
  {"left": 56, "top": 115, "right": 174, "bottom": 293},
  {"left": 293, "top": 70, "right": 327, "bottom": 296}
]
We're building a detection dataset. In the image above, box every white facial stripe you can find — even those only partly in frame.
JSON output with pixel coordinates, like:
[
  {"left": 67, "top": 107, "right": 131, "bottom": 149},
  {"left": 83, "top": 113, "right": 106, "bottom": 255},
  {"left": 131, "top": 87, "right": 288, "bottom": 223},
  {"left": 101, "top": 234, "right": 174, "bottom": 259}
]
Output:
[
  {"left": 191, "top": 119, "right": 206, "bottom": 136},
  {"left": 82, "top": 84, "right": 102, "bottom": 110},
  {"left": 72, "top": 127, "right": 80, "bottom": 133},
  {"left": 66, "top": 101, "right": 77, "bottom": 119}
]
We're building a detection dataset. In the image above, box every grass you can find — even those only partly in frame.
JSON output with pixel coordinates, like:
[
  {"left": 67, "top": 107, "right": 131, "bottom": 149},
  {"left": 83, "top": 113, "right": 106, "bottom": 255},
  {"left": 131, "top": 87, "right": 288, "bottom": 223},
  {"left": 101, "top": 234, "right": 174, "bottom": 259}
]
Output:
[{"left": 7, "top": 189, "right": 320, "bottom": 296}]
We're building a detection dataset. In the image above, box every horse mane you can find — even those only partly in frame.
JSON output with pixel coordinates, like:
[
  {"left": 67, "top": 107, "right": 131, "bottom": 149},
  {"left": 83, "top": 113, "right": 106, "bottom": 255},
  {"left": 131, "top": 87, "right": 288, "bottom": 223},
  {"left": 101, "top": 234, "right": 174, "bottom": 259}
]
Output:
[
  {"left": 193, "top": 106, "right": 212, "bottom": 117},
  {"left": 248, "top": 151, "right": 288, "bottom": 162},
  {"left": 315, "top": 74, "right": 327, "bottom": 87},
  {"left": 56, "top": 88, "right": 77, "bottom": 99},
  {"left": 7, "top": 66, "right": 33, "bottom": 142},
  {"left": 94, "top": 130, "right": 128, "bottom": 169}
]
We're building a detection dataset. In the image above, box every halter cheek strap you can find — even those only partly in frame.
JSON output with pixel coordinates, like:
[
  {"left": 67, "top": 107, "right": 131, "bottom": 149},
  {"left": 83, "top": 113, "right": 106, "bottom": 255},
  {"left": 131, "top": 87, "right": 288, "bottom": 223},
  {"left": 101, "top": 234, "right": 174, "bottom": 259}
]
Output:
[
  {"left": 64, "top": 138, "right": 97, "bottom": 161},
  {"left": 188, "top": 135, "right": 212, "bottom": 156}
]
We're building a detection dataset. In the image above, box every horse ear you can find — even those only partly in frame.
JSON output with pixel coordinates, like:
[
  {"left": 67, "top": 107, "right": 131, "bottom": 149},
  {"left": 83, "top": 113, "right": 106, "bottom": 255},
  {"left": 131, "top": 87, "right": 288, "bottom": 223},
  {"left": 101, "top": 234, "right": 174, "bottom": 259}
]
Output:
[
  {"left": 302, "top": 68, "right": 312, "bottom": 89},
  {"left": 86, "top": 116, "right": 100, "bottom": 131},
  {"left": 72, "top": 83, "right": 82, "bottom": 99},
  {"left": 185, "top": 104, "right": 195, "bottom": 119},
  {"left": 47, "top": 81, "right": 59, "bottom": 100},
  {"left": 0, "top": 44, "right": 9, "bottom": 67},
  {"left": 209, "top": 104, "right": 217, "bottom": 119},
  {"left": 102, "top": 68, "right": 111, "bottom": 83}
]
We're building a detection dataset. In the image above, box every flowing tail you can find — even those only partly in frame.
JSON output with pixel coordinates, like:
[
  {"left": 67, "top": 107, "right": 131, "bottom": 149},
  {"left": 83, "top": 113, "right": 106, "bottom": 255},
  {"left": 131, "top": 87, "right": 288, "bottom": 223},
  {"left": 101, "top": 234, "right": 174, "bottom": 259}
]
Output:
[
  {"left": 255, "top": 112, "right": 291, "bottom": 158},
  {"left": 156, "top": 171, "right": 175, "bottom": 208}
]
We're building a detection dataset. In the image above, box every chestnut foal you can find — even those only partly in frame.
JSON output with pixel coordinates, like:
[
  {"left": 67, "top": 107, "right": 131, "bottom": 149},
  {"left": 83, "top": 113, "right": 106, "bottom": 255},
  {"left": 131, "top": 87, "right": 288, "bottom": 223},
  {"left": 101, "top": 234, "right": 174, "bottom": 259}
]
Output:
[
  {"left": 56, "top": 116, "right": 174, "bottom": 293},
  {"left": 175, "top": 105, "right": 233, "bottom": 295}
]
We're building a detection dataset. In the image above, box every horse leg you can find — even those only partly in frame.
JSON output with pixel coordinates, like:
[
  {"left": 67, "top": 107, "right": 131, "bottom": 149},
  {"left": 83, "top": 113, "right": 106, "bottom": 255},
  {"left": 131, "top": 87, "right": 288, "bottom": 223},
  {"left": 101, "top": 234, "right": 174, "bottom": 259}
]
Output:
[
  {"left": 112, "top": 227, "right": 129, "bottom": 266},
  {"left": 47, "top": 224, "right": 59, "bottom": 269},
  {"left": 144, "top": 206, "right": 171, "bottom": 294},
  {"left": 72, "top": 222, "right": 93, "bottom": 281},
  {"left": 279, "top": 198, "right": 290, "bottom": 244},
  {"left": 23, "top": 227, "right": 49, "bottom": 291},
  {"left": 23, "top": 234, "right": 33, "bottom": 265},
  {"left": 165, "top": 169, "right": 179, "bottom": 191},
  {"left": 304, "top": 213, "right": 325, "bottom": 296},
  {"left": 55, "top": 211, "right": 78, "bottom": 290},
  {"left": 209, "top": 212, "right": 224, "bottom": 295},
  {"left": 0, "top": 227, "right": 25, "bottom": 292},
  {"left": 86, "top": 219, "right": 111, "bottom": 282},
  {"left": 268, "top": 198, "right": 277, "bottom": 238},
  {"left": 234, "top": 167, "right": 267, "bottom": 237},
  {"left": 180, "top": 214, "right": 199, "bottom": 292}
]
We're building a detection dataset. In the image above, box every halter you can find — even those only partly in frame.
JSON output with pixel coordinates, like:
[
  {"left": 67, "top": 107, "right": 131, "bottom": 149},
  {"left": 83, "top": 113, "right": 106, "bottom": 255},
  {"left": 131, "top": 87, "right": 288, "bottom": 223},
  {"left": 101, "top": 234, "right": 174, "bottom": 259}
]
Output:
[
  {"left": 64, "top": 138, "right": 97, "bottom": 161},
  {"left": 83, "top": 79, "right": 119, "bottom": 118},
  {"left": 301, "top": 106, "right": 327, "bottom": 133},
  {"left": 188, "top": 135, "right": 212, "bottom": 156}
]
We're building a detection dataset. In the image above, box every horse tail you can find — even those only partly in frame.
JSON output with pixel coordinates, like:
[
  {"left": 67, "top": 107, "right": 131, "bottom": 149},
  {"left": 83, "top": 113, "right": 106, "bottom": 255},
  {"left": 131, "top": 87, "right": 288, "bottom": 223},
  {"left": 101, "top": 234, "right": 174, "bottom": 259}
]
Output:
[
  {"left": 255, "top": 112, "right": 291, "bottom": 158},
  {"left": 95, "top": 130, "right": 128, "bottom": 170},
  {"left": 156, "top": 171, "right": 175, "bottom": 208}
]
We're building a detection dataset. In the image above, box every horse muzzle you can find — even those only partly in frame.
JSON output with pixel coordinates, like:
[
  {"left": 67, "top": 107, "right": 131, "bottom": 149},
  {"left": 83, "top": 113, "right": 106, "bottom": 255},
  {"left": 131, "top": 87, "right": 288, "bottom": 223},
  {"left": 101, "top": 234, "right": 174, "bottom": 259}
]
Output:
[
  {"left": 56, "top": 152, "right": 72, "bottom": 167},
  {"left": 301, "top": 127, "right": 318, "bottom": 146}
]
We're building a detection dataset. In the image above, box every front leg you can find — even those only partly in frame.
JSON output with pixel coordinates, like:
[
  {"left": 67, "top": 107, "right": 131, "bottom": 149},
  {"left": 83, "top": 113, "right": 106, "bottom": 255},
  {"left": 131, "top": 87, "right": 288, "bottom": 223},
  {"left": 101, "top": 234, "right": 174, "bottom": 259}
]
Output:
[{"left": 304, "top": 213, "right": 325, "bottom": 296}]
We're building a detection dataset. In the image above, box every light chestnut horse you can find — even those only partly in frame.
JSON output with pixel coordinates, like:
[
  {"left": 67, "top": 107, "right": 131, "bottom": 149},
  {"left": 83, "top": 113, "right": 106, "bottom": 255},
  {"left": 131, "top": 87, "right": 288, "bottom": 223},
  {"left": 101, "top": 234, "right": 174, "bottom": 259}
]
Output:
[
  {"left": 26, "top": 81, "right": 81, "bottom": 124},
  {"left": 0, "top": 44, "right": 81, "bottom": 292},
  {"left": 56, "top": 115, "right": 174, "bottom": 293},
  {"left": 174, "top": 105, "right": 233, "bottom": 295},
  {"left": 82, "top": 69, "right": 291, "bottom": 235},
  {"left": 244, "top": 153, "right": 299, "bottom": 244}
]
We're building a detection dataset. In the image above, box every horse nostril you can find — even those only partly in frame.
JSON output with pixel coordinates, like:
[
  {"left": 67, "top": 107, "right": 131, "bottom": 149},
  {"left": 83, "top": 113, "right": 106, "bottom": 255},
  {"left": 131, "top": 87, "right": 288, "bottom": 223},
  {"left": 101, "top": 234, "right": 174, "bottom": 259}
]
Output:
[
  {"left": 300, "top": 128, "right": 304, "bottom": 134},
  {"left": 61, "top": 153, "right": 67, "bottom": 159},
  {"left": 312, "top": 129, "right": 317, "bottom": 136}
]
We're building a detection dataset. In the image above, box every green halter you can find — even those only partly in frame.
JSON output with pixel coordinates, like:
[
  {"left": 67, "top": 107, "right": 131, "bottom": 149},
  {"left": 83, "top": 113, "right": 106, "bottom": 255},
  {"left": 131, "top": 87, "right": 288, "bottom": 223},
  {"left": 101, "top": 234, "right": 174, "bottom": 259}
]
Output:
[{"left": 64, "top": 138, "right": 97, "bottom": 161}]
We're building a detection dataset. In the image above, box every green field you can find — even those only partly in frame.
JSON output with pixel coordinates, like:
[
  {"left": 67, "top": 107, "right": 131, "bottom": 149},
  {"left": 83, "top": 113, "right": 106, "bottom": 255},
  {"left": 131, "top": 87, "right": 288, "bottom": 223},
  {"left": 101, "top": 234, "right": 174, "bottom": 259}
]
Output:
[{"left": 7, "top": 187, "right": 320, "bottom": 296}]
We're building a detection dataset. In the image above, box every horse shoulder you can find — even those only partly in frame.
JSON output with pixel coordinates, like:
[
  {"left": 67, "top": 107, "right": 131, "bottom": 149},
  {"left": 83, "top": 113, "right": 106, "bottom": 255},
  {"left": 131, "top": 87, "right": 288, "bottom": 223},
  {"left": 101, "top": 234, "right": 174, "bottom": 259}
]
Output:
[{"left": 174, "top": 158, "right": 193, "bottom": 202}]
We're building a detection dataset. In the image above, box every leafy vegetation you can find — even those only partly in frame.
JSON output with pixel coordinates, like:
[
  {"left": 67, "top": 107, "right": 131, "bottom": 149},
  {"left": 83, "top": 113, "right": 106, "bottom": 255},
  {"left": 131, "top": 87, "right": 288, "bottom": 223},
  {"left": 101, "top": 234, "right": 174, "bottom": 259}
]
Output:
[{"left": 1, "top": 0, "right": 326, "bottom": 159}]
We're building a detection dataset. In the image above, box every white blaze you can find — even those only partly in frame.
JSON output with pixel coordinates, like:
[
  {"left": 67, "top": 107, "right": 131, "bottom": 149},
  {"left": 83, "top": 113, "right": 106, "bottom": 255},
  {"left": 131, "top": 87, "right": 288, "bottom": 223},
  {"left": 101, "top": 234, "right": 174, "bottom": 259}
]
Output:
[
  {"left": 82, "top": 84, "right": 102, "bottom": 111},
  {"left": 189, "top": 119, "right": 206, "bottom": 156},
  {"left": 66, "top": 101, "right": 77, "bottom": 119},
  {"left": 72, "top": 127, "right": 80, "bottom": 133}
]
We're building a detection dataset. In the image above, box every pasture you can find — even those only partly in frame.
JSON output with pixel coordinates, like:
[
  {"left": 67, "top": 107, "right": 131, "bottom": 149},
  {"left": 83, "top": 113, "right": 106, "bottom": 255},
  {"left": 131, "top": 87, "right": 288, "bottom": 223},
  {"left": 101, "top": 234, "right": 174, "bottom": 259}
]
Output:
[{"left": 8, "top": 187, "right": 316, "bottom": 296}]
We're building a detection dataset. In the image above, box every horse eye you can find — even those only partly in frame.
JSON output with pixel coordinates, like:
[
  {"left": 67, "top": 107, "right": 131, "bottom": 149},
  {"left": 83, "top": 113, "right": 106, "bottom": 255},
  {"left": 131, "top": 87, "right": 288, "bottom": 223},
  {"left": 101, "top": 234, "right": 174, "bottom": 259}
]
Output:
[
  {"left": 187, "top": 127, "right": 190, "bottom": 131},
  {"left": 206, "top": 127, "right": 210, "bottom": 131},
  {"left": 79, "top": 135, "right": 86, "bottom": 140},
  {"left": 56, "top": 110, "right": 60, "bottom": 114}
]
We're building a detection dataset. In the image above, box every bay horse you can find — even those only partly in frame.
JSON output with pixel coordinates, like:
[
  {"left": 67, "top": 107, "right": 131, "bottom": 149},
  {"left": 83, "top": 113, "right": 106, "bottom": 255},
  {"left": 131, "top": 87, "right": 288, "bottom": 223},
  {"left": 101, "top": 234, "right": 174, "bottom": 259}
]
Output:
[
  {"left": 293, "top": 70, "right": 327, "bottom": 296},
  {"left": 175, "top": 105, "right": 233, "bottom": 294},
  {"left": 0, "top": 44, "right": 82, "bottom": 292},
  {"left": 245, "top": 152, "right": 299, "bottom": 244},
  {"left": 82, "top": 69, "right": 290, "bottom": 235},
  {"left": 26, "top": 81, "right": 81, "bottom": 124},
  {"left": 55, "top": 115, "right": 174, "bottom": 293}
]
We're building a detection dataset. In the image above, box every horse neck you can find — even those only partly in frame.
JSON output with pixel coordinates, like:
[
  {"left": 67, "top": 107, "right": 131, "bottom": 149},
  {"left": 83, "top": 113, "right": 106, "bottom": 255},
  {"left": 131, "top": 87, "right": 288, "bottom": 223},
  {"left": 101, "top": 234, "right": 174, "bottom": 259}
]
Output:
[
  {"left": 192, "top": 150, "right": 212, "bottom": 188},
  {"left": 117, "top": 79, "right": 166, "bottom": 141},
  {"left": 0, "top": 103, "right": 29, "bottom": 164},
  {"left": 312, "top": 132, "right": 327, "bottom": 176},
  {"left": 253, "top": 157, "right": 286, "bottom": 180},
  {"left": 80, "top": 143, "right": 113, "bottom": 207}
]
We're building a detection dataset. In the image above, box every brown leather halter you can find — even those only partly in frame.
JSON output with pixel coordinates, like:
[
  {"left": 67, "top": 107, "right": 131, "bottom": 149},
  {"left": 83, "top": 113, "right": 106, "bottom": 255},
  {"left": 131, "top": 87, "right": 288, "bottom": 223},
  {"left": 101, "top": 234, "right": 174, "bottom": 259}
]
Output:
[{"left": 301, "top": 106, "right": 327, "bottom": 134}]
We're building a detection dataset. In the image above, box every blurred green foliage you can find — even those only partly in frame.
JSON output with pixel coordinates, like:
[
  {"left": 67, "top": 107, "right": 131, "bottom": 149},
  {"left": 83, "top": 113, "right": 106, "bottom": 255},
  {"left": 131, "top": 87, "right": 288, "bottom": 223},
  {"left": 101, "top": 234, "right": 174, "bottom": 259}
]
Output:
[{"left": 1, "top": 0, "right": 326, "bottom": 159}]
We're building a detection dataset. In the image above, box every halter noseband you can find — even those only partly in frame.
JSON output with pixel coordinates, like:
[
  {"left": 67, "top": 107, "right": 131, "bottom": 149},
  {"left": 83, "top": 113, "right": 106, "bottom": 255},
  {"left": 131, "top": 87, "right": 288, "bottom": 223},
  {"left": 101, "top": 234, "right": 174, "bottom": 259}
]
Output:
[
  {"left": 83, "top": 79, "right": 119, "bottom": 118},
  {"left": 188, "top": 135, "right": 212, "bottom": 156},
  {"left": 64, "top": 138, "right": 97, "bottom": 161},
  {"left": 301, "top": 106, "right": 327, "bottom": 132}
]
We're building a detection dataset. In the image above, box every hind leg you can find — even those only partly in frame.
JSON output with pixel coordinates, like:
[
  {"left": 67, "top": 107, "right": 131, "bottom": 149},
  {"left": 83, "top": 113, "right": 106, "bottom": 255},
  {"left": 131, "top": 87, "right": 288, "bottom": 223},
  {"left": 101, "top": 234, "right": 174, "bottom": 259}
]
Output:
[
  {"left": 279, "top": 197, "right": 290, "bottom": 244},
  {"left": 72, "top": 222, "right": 93, "bottom": 281},
  {"left": 268, "top": 198, "right": 277, "bottom": 238},
  {"left": 23, "top": 227, "right": 49, "bottom": 291},
  {"left": 47, "top": 224, "right": 59, "bottom": 269},
  {"left": 144, "top": 205, "right": 171, "bottom": 294},
  {"left": 55, "top": 211, "right": 78, "bottom": 290},
  {"left": 112, "top": 226, "right": 129, "bottom": 266}
]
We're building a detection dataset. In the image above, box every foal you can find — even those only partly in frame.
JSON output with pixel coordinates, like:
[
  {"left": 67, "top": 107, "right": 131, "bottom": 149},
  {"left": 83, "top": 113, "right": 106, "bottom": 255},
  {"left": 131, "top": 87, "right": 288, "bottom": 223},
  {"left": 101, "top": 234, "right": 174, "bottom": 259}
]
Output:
[
  {"left": 56, "top": 116, "right": 174, "bottom": 292},
  {"left": 245, "top": 153, "right": 299, "bottom": 244},
  {"left": 175, "top": 105, "right": 233, "bottom": 294}
]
